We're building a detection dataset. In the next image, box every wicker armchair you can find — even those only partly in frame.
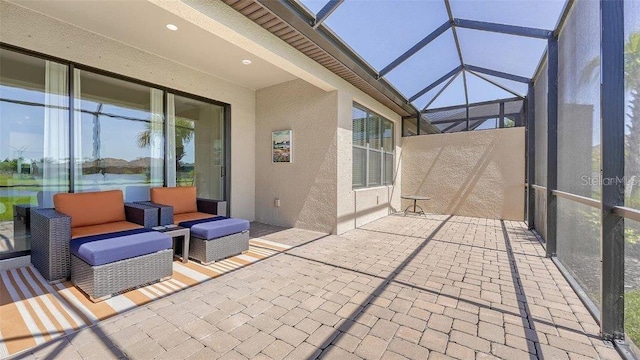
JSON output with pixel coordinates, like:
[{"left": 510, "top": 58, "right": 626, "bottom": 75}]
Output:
[
  {"left": 30, "top": 192, "right": 159, "bottom": 283},
  {"left": 138, "top": 187, "right": 227, "bottom": 225}
]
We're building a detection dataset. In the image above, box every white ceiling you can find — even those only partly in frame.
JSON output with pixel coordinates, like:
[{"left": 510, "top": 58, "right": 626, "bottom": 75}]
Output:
[{"left": 9, "top": 0, "right": 297, "bottom": 90}]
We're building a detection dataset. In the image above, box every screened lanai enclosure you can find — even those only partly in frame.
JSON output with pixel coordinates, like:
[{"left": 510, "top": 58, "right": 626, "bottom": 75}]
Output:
[{"left": 221, "top": 0, "right": 640, "bottom": 358}]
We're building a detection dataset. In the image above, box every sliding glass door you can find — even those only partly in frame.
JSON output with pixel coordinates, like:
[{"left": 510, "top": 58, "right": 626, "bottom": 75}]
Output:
[
  {"left": 0, "top": 45, "right": 231, "bottom": 259},
  {"left": 168, "top": 93, "right": 225, "bottom": 201}
]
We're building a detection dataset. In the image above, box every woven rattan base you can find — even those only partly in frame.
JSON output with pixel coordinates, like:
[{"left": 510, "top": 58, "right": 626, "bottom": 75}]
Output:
[
  {"left": 189, "top": 231, "right": 249, "bottom": 265},
  {"left": 71, "top": 249, "right": 173, "bottom": 302}
]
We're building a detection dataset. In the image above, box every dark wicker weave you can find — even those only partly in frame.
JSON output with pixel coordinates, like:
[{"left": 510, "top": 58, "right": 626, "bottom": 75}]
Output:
[
  {"left": 71, "top": 249, "right": 173, "bottom": 301},
  {"left": 189, "top": 230, "right": 249, "bottom": 265},
  {"left": 124, "top": 202, "right": 159, "bottom": 228},
  {"left": 196, "top": 198, "right": 227, "bottom": 217},
  {"left": 30, "top": 204, "right": 161, "bottom": 283},
  {"left": 135, "top": 201, "right": 174, "bottom": 226},
  {"left": 31, "top": 208, "right": 72, "bottom": 282}
]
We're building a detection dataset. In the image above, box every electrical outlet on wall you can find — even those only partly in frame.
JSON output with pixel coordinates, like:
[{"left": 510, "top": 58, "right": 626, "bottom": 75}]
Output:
[{"left": 275, "top": 198, "right": 281, "bottom": 207}]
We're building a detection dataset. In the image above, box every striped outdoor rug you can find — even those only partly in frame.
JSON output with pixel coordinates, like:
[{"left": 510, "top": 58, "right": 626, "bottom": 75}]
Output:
[{"left": 0, "top": 238, "right": 291, "bottom": 358}]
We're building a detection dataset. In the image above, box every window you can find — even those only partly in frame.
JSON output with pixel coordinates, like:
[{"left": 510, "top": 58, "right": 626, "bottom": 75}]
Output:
[{"left": 352, "top": 104, "right": 394, "bottom": 188}]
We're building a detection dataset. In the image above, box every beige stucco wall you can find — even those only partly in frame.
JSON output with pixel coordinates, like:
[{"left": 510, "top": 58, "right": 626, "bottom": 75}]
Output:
[
  {"left": 0, "top": 1, "right": 256, "bottom": 220},
  {"left": 401, "top": 128, "right": 525, "bottom": 221},
  {"left": 255, "top": 80, "right": 402, "bottom": 234},
  {"left": 255, "top": 79, "right": 338, "bottom": 233}
]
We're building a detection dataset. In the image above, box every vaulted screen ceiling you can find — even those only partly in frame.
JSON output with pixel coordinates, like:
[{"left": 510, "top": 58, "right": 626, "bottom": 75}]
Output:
[{"left": 294, "top": 0, "right": 567, "bottom": 111}]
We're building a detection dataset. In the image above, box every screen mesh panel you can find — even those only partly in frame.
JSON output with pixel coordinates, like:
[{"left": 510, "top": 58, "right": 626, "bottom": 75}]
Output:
[
  {"left": 474, "top": 73, "right": 529, "bottom": 96},
  {"left": 473, "top": 119, "right": 496, "bottom": 131},
  {"left": 625, "top": 0, "right": 640, "bottom": 211},
  {"left": 412, "top": 76, "right": 454, "bottom": 111},
  {"left": 325, "top": 0, "right": 449, "bottom": 71},
  {"left": 419, "top": 117, "right": 440, "bottom": 134},
  {"left": 458, "top": 28, "right": 547, "bottom": 78},
  {"left": 625, "top": 219, "right": 640, "bottom": 350},
  {"left": 466, "top": 71, "right": 517, "bottom": 103},
  {"left": 424, "top": 99, "right": 523, "bottom": 133},
  {"left": 533, "top": 189, "right": 547, "bottom": 240},
  {"left": 555, "top": 0, "right": 601, "bottom": 312},
  {"left": 449, "top": 0, "right": 566, "bottom": 30},
  {"left": 624, "top": 1, "right": 640, "bottom": 351},
  {"left": 435, "top": 122, "right": 460, "bottom": 131},
  {"left": 557, "top": 0, "right": 600, "bottom": 198},
  {"left": 556, "top": 197, "right": 601, "bottom": 307},
  {"left": 385, "top": 30, "right": 460, "bottom": 99},
  {"left": 425, "top": 107, "right": 468, "bottom": 123},
  {"left": 427, "top": 74, "right": 467, "bottom": 109},
  {"left": 404, "top": 117, "right": 418, "bottom": 136},
  {"left": 469, "top": 101, "right": 522, "bottom": 119},
  {"left": 534, "top": 60, "right": 548, "bottom": 188},
  {"left": 297, "top": 0, "right": 329, "bottom": 15}
]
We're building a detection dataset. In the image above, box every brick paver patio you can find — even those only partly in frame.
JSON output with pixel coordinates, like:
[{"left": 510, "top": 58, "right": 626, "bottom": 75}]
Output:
[{"left": 13, "top": 215, "right": 621, "bottom": 360}]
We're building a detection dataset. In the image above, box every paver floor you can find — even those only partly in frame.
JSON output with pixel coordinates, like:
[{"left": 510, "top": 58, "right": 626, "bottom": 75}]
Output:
[{"left": 12, "top": 215, "right": 622, "bottom": 360}]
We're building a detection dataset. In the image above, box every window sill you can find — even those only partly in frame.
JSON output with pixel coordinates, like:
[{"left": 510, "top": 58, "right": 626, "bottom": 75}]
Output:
[{"left": 353, "top": 185, "right": 395, "bottom": 192}]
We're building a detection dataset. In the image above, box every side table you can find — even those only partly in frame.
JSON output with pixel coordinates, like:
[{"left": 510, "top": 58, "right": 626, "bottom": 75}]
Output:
[
  {"left": 157, "top": 226, "right": 190, "bottom": 263},
  {"left": 400, "top": 195, "right": 430, "bottom": 216}
]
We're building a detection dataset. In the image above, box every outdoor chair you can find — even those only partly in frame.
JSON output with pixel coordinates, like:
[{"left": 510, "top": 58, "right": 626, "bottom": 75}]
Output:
[
  {"left": 147, "top": 186, "right": 250, "bottom": 264},
  {"left": 30, "top": 190, "right": 173, "bottom": 301}
]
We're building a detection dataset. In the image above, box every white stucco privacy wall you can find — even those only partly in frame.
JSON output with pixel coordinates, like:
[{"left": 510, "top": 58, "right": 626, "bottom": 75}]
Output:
[
  {"left": 0, "top": 1, "right": 256, "bottom": 220},
  {"left": 401, "top": 128, "right": 525, "bottom": 221}
]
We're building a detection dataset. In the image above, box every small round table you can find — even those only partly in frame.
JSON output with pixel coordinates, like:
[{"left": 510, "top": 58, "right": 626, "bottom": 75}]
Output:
[{"left": 401, "top": 195, "right": 430, "bottom": 216}]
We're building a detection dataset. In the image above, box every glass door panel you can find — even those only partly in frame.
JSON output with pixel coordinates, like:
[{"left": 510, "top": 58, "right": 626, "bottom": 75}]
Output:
[
  {"left": 0, "top": 48, "right": 69, "bottom": 256},
  {"left": 72, "top": 69, "right": 164, "bottom": 201},
  {"left": 169, "top": 94, "right": 225, "bottom": 200}
]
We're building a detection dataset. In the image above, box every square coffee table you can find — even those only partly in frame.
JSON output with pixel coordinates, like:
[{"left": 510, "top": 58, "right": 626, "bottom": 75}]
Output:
[{"left": 156, "top": 226, "right": 190, "bottom": 263}]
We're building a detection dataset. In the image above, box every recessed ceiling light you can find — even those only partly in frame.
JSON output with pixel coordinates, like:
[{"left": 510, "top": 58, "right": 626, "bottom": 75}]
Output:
[
  {"left": 166, "top": 24, "right": 178, "bottom": 31},
  {"left": 242, "top": 59, "right": 252, "bottom": 65}
]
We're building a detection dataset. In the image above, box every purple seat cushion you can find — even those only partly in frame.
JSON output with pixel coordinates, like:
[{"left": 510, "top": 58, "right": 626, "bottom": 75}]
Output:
[
  {"left": 190, "top": 218, "right": 250, "bottom": 240},
  {"left": 71, "top": 229, "right": 172, "bottom": 266}
]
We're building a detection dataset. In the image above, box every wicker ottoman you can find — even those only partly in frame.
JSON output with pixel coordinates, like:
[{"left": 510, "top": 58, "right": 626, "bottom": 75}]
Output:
[
  {"left": 185, "top": 218, "right": 250, "bottom": 265},
  {"left": 70, "top": 229, "right": 173, "bottom": 302}
]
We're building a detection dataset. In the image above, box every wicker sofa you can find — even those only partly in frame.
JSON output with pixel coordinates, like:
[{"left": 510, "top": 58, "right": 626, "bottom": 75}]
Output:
[
  {"left": 31, "top": 190, "right": 173, "bottom": 301},
  {"left": 147, "top": 186, "right": 250, "bottom": 264}
]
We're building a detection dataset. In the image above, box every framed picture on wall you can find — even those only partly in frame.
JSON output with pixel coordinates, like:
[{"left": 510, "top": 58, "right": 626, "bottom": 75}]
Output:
[{"left": 272, "top": 130, "right": 292, "bottom": 163}]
